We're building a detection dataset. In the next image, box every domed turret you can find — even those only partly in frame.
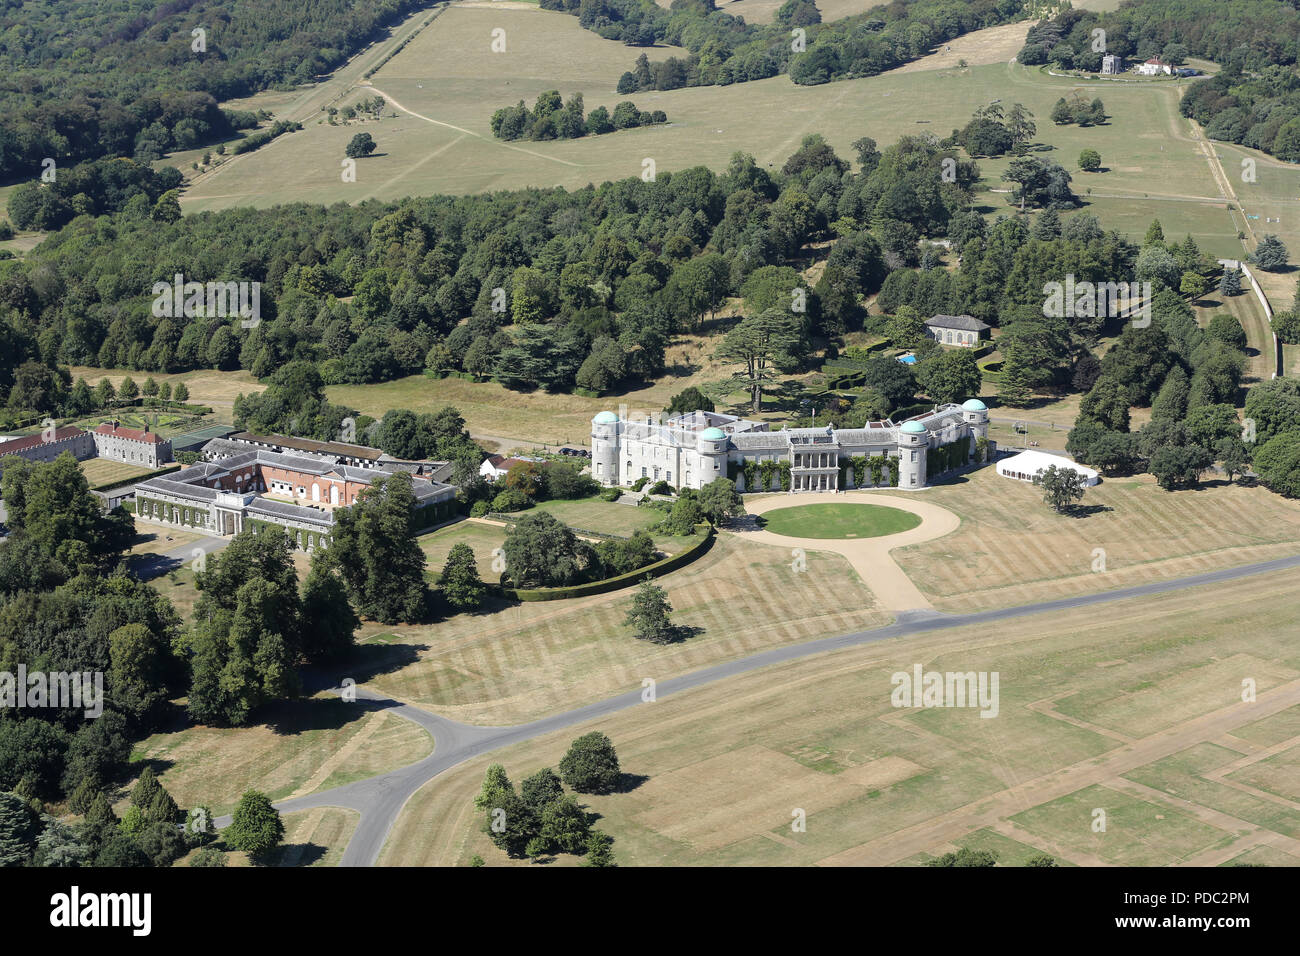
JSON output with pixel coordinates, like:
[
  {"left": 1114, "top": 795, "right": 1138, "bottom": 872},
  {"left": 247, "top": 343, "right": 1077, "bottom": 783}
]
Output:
[
  {"left": 960, "top": 398, "right": 989, "bottom": 438},
  {"left": 696, "top": 426, "right": 728, "bottom": 484},
  {"left": 591, "top": 411, "right": 620, "bottom": 486},
  {"left": 896, "top": 420, "right": 928, "bottom": 489}
]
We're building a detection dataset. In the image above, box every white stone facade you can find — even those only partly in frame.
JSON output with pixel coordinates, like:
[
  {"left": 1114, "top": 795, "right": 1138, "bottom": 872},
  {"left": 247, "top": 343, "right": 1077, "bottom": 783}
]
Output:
[{"left": 592, "top": 401, "right": 992, "bottom": 492}]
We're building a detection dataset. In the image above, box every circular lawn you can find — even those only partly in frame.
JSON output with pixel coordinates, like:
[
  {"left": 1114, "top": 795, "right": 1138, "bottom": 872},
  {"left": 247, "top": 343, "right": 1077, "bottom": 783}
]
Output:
[{"left": 759, "top": 502, "right": 922, "bottom": 540}]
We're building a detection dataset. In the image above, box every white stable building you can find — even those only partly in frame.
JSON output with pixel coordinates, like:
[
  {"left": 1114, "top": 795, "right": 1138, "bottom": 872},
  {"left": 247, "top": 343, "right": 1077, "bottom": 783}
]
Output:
[{"left": 996, "top": 450, "right": 1099, "bottom": 486}]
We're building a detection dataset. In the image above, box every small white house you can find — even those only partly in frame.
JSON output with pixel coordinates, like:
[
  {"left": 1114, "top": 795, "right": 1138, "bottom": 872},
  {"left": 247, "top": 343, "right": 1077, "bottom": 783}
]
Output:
[
  {"left": 1137, "top": 58, "right": 1172, "bottom": 76},
  {"left": 479, "top": 454, "right": 545, "bottom": 481},
  {"left": 925, "top": 314, "right": 990, "bottom": 348},
  {"left": 997, "top": 450, "right": 1099, "bottom": 486}
]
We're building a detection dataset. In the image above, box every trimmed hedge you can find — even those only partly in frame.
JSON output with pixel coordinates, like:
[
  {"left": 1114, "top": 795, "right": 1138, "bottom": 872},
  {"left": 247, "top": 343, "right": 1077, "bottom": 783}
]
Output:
[{"left": 499, "top": 524, "right": 715, "bottom": 602}]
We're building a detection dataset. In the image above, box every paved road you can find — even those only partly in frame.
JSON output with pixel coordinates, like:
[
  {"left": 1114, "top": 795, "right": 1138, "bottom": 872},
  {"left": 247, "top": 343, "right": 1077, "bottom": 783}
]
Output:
[
  {"left": 129, "top": 534, "right": 232, "bottom": 580},
  {"left": 218, "top": 549, "right": 1300, "bottom": 866}
]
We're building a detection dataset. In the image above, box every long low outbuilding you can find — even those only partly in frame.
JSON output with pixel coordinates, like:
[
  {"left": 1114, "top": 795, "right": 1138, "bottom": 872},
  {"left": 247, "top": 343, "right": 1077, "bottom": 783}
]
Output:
[
  {"left": 132, "top": 445, "right": 458, "bottom": 551},
  {"left": 996, "top": 450, "right": 1100, "bottom": 486}
]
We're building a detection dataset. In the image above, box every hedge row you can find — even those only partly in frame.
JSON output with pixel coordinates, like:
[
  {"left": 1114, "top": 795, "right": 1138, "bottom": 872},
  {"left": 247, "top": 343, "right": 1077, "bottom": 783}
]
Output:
[
  {"left": 483, "top": 511, "right": 630, "bottom": 540},
  {"left": 498, "top": 524, "right": 715, "bottom": 602}
]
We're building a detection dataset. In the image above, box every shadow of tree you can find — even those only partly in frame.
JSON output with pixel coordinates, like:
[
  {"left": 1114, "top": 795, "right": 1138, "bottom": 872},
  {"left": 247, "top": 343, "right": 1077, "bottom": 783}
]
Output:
[
  {"left": 615, "top": 772, "right": 649, "bottom": 794},
  {"left": 273, "top": 842, "right": 328, "bottom": 867},
  {"left": 1064, "top": 503, "right": 1114, "bottom": 518}
]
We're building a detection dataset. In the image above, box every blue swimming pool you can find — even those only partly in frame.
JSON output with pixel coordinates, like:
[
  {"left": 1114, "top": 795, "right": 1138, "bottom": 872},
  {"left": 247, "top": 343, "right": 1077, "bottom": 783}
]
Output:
[{"left": 897, "top": 353, "right": 917, "bottom": 365}]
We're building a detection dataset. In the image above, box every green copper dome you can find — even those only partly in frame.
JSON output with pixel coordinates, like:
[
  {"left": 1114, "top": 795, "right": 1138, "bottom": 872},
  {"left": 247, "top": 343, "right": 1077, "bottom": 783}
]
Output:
[
  {"left": 962, "top": 398, "right": 988, "bottom": 411},
  {"left": 900, "top": 420, "right": 927, "bottom": 434},
  {"left": 593, "top": 411, "right": 619, "bottom": 424},
  {"left": 700, "top": 427, "right": 727, "bottom": 441}
]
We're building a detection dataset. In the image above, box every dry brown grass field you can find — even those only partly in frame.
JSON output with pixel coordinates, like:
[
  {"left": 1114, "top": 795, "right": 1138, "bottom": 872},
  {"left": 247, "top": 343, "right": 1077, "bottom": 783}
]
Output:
[
  {"left": 191, "top": 808, "right": 360, "bottom": 867},
  {"left": 894, "top": 466, "right": 1300, "bottom": 612},
  {"left": 379, "top": 566, "right": 1300, "bottom": 866},
  {"left": 68, "top": 366, "right": 263, "bottom": 412},
  {"left": 364, "top": 533, "right": 889, "bottom": 724},
  {"left": 125, "top": 694, "right": 433, "bottom": 816},
  {"left": 324, "top": 325, "right": 766, "bottom": 447}
]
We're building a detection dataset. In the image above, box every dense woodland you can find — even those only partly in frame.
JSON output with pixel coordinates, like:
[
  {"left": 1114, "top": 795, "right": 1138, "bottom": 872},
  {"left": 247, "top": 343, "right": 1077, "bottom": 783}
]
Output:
[
  {"left": 0, "top": 133, "right": 989, "bottom": 425},
  {"left": 1020, "top": 0, "right": 1300, "bottom": 162},
  {"left": 0, "top": 0, "right": 431, "bottom": 179},
  {"left": 0, "top": 444, "right": 447, "bottom": 865}
]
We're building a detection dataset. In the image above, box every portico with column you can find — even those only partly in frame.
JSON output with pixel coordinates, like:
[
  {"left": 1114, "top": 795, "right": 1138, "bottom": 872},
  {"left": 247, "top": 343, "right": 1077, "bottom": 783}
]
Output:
[{"left": 788, "top": 427, "right": 841, "bottom": 491}]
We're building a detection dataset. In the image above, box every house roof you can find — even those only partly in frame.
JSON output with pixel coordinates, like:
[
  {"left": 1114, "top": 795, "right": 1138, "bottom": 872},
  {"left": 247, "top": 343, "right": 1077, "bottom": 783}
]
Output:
[
  {"left": 486, "top": 455, "right": 543, "bottom": 471},
  {"left": 94, "top": 422, "right": 164, "bottom": 444},
  {"left": 229, "top": 431, "right": 384, "bottom": 461},
  {"left": 925, "top": 314, "right": 991, "bottom": 332},
  {"left": 0, "top": 427, "right": 87, "bottom": 455}
]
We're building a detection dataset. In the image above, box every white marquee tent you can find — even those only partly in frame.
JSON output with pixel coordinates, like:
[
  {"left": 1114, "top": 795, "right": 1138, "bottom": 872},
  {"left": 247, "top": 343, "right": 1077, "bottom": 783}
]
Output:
[{"left": 996, "top": 450, "right": 1100, "bottom": 486}]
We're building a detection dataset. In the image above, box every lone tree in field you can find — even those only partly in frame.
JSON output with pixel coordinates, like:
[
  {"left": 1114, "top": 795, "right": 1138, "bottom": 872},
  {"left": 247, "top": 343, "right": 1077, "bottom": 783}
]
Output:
[
  {"left": 438, "top": 542, "right": 485, "bottom": 612},
  {"left": 1032, "top": 464, "right": 1088, "bottom": 513},
  {"left": 625, "top": 578, "right": 676, "bottom": 644},
  {"left": 559, "top": 732, "right": 621, "bottom": 794},
  {"left": 1078, "top": 148, "right": 1101, "bottom": 172},
  {"left": 715, "top": 308, "right": 803, "bottom": 414},
  {"left": 225, "top": 790, "right": 284, "bottom": 861},
  {"left": 345, "top": 132, "right": 377, "bottom": 158}
]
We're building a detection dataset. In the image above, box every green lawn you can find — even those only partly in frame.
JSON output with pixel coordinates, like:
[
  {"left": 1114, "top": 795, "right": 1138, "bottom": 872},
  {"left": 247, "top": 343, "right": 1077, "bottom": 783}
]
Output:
[{"left": 759, "top": 503, "right": 922, "bottom": 539}]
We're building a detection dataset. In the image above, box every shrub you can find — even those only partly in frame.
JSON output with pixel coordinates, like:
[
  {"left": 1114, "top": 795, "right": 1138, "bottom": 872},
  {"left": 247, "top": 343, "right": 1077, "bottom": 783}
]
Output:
[{"left": 491, "top": 488, "right": 532, "bottom": 513}]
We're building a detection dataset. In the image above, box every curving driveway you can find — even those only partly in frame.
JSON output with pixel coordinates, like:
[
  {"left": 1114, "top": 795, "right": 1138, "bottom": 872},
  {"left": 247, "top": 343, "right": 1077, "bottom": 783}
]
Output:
[{"left": 734, "top": 491, "right": 961, "bottom": 611}]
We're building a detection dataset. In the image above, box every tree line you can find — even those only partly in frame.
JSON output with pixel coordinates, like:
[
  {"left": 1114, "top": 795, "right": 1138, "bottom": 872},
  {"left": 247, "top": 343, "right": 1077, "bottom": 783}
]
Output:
[
  {"left": 491, "top": 91, "right": 667, "bottom": 141},
  {"left": 541, "top": 0, "right": 1032, "bottom": 93}
]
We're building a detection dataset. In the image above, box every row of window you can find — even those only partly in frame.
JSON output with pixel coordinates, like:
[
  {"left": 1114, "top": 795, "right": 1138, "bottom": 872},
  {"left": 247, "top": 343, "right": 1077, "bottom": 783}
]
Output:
[{"left": 933, "top": 329, "right": 979, "bottom": 346}]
